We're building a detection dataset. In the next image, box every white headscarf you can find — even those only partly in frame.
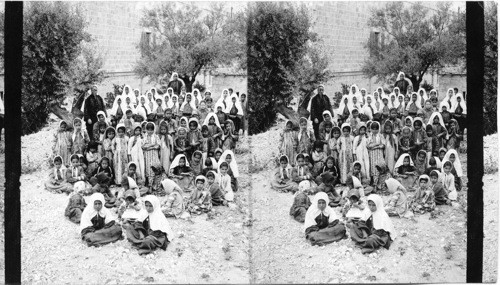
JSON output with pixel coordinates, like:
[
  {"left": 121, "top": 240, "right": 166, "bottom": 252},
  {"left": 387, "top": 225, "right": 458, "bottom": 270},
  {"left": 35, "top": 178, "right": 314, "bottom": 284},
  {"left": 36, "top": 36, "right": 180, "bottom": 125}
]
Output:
[
  {"left": 418, "top": 88, "right": 428, "bottom": 102},
  {"left": 52, "top": 155, "right": 67, "bottom": 178},
  {"left": 216, "top": 89, "right": 232, "bottom": 109},
  {"left": 121, "top": 85, "right": 132, "bottom": 97},
  {"left": 277, "top": 155, "right": 293, "bottom": 179},
  {"left": 203, "top": 112, "right": 222, "bottom": 129},
  {"left": 170, "top": 94, "right": 179, "bottom": 110},
  {"left": 441, "top": 88, "right": 457, "bottom": 110},
  {"left": 72, "top": 118, "right": 86, "bottom": 142},
  {"left": 180, "top": 93, "right": 197, "bottom": 112},
  {"left": 361, "top": 194, "right": 396, "bottom": 238},
  {"left": 338, "top": 95, "right": 351, "bottom": 114},
  {"left": 304, "top": 192, "right": 339, "bottom": 231},
  {"left": 450, "top": 93, "right": 466, "bottom": 114},
  {"left": 405, "top": 92, "right": 423, "bottom": 111},
  {"left": 140, "top": 195, "right": 174, "bottom": 239},
  {"left": 79, "top": 193, "right": 113, "bottom": 232},
  {"left": 153, "top": 95, "right": 166, "bottom": 111},
  {"left": 442, "top": 149, "right": 463, "bottom": 177},
  {"left": 192, "top": 88, "right": 204, "bottom": 104},
  {"left": 110, "top": 95, "right": 124, "bottom": 117},
  {"left": 169, "top": 154, "right": 190, "bottom": 171},
  {"left": 218, "top": 149, "right": 239, "bottom": 178},
  {"left": 389, "top": 93, "right": 399, "bottom": 109},
  {"left": 427, "top": 112, "right": 446, "bottom": 129},
  {"left": 394, "top": 153, "right": 414, "bottom": 170},
  {"left": 385, "top": 177, "right": 406, "bottom": 194},
  {"left": 224, "top": 94, "right": 244, "bottom": 115}
]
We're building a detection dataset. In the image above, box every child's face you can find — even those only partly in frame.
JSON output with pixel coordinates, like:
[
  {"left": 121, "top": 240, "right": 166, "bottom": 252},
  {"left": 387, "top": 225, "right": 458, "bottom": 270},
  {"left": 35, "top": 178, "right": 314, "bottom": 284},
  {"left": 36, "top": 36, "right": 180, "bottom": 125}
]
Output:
[
  {"left": 89, "top": 147, "right": 97, "bottom": 154},
  {"left": 297, "top": 157, "right": 304, "bottom": 167},
  {"left": 111, "top": 120, "right": 117, "bottom": 126},
  {"left": 418, "top": 153, "right": 425, "bottom": 161},
  {"left": 180, "top": 121, "right": 187, "bottom": 128},
  {"left": 179, "top": 158, "right": 186, "bottom": 167},
  {"left": 403, "top": 157, "right": 410, "bottom": 166},
  {"left": 433, "top": 117, "right": 439, "bottom": 124},
  {"left": 60, "top": 123, "right": 67, "bottom": 131},
  {"left": 118, "top": 128, "right": 125, "bottom": 137},
  {"left": 225, "top": 154, "right": 232, "bottom": 164},
  {"left": 128, "top": 165, "right": 136, "bottom": 175},
  {"left": 54, "top": 160, "right": 62, "bottom": 169},
  {"left": 368, "top": 200, "right": 377, "bottom": 212},
  {"left": 431, "top": 176, "right": 438, "bottom": 184},
  {"left": 317, "top": 199, "right": 326, "bottom": 211},
  {"left": 126, "top": 112, "right": 133, "bottom": 118},
  {"left": 145, "top": 201, "right": 154, "bottom": 213},
  {"left": 78, "top": 158, "right": 84, "bottom": 165},
  {"left": 404, "top": 97, "right": 410, "bottom": 103},
  {"left": 165, "top": 111, "right": 172, "bottom": 119},
  {"left": 444, "top": 165, "right": 451, "bottom": 174},
  {"left": 439, "top": 152, "right": 445, "bottom": 160},
  {"left": 353, "top": 164, "right": 361, "bottom": 175},
  {"left": 325, "top": 126, "right": 332, "bottom": 133},
  {"left": 419, "top": 180, "right": 428, "bottom": 187},
  {"left": 412, "top": 94, "right": 417, "bottom": 102},
  {"left": 98, "top": 115, "right": 105, "bottom": 122},
  {"left": 359, "top": 128, "right": 366, "bottom": 136},
  {"left": 342, "top": 128, "right": 350, "bottom": 136},
  {"left": 189, "top": 122, "right": 197, "bottom": 130},
  {"left": 352, "top": 111, "right": 358, "bottom": 118},
  {"left": 101, "top": 160, "right": 109, "bottom": 169},
  {"left": 426, "top": 129, "right": 433, "bottom": 136},
  {"left": 220, "top": 165, "right": 228, "bottom": 175},
  {"left": 371, "top": 128, "right": 379, "bottom": 135},
  {"left": 125, "top": 197, "right": 135, "bottom": 205},
  {"left": 398, "top": 96, "right": 403, "bottom": 102},
  {"left": 99, "top": 126, "right": 106, "bottom": 133},
  {"left": 286, "top": 122, "right": 292, "bottom": 130},
  {"left": 326, "top": 160, "right": 334, "bottom": 168},
  {"left": 299, "top": 121, "right": 307, "bottom": 130},
  {"left": 315, "top": 147, "right": 322, "bottom": 153},
  {"left": 390, "top": 110, "right": 396, "bottom": 118},
  {"left": 74, "top": 121, "right": 81, "bottom": 130},
  {"left": 94, "top": 200, "right": 103, "bottom": 212},
  {"left": 207, "top": 176, "right": 215, "bottom": 185},
  {"left": 449, "top": 154, "right": 456, "bottom": 163},
  {"left": 156, "top": 99, "right": 162, "bottom": 106},
  {"left": 384, "top": 126, "right": 391, "bottom": 134},
  {"left": 414, "top": 122, "right": 422, "bottom": 130},
  {"left": 217, "top": 106, "right": 223, "bottom": 113},
  {"left": 349, "top": 197, "right": 359, "bottom": 204},
  {"left": 193, "top": 154, "right": 201, "bottom": 163},
  {"left": 280, "top": 160, "right": 287, "bottom": 169},
  {"left": 324, "top": 114, "right": 331, "bottom": 121},
  {"left": 134, "top": 128, "right": 141, "bottom": 136},
  {"left": 209, "top": 117, "right": 215, "bottom": 124},
  {"left": 202, "top": 130, "right": 209, "bottom": 137},
  {"left": 405, "top": 120, "right": 412, "bottom": 126},
  {"left": 333, "top": 130, "right": 340, "bottom": 139},
  {"left": 215, "top": 152, "right": 221, "bottom": 161},
  {"left": 196, "top": 181, "right": 204, "bottom": 190},
  {"left": 160, "top": 126, "right": 168, "bottom": 135}
]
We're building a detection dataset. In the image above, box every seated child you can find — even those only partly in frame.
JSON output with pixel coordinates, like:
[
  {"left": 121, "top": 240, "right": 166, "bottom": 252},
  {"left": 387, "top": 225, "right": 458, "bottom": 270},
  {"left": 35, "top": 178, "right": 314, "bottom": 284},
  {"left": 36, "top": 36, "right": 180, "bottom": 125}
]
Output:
[
  {"left": 85, "top": 142, "right": 101, "bottom": 178},
  {"left": 414, "top": 149, "right": 428, "bottom": 176},
  {"left": 342, "top": 188, "right": 366, "bottom": 223},
  {"left": 218, "top": 162, "right": 234, "bottom": 202},
  {"left": 393, "top": 153, "right": 417, "bottom": 190},
  {"left": 118, "top": 190, "right": 143, "bottom": 223},
  {"left": 429, "top": 170, "right": 450, "bottom": 205},
  {"left": 201, "top": 157, "right": 218, "bottom": 177},
  {"left": 214, "top": 148, "right": 223, "bottom": 163},
  {"left": 307, "top": 172, "right": 341, "bottom": 207},
  {"left": 89, "top": 172, "right": 116, "bottom": 208},
  {"left": 121, "top": 162, "right": 150, "bottom": 198},
  {"left": 150, "top": 163, "right": 168, "bottom": 197},
  {"left": 64, "top": 193, "right": 87, "bottom": 224},
  {"left": 374, "top": 162, "right": 392, "bottom": 193},
  {"left": 91, "top": 156, "right": 115, "bottom": 186},
  {"left": 66, "top": 154, "right": 88, "bottom": 194},
  {"left": 384, "top": 178, "right": 410, "bottom": 218},
  {"left": 441, "top": 161, "right": 458, "bottom": 201},
  {"left": 45, "top": 156, "right": 73, "bottom": 194},
  {"left": 80, "top": 193, "right": 123, "bottom": 247},
  {"left": 350, "top": 194, "right": 395, "bottom": 254},
  {"left": 315, "top": 156, "right": 339, "bottom": 186},
  {"left": 190, "top": 150, "right": 204, "bottom": 176},
  {"left": 219, "top": 149, "right": 239, "bottom": 192},
  {"left": 161, "top": 178, "right": 187, "bottom": 218},
  {"left": 292, "top": 153, "right": 314, "bottom": 186},
  {"left": 169, "top": 154, "right": 195, "bottom": 192},
  {"left": 187, "top": 176, "right": 212, "bottom": 215},
  {"left": 271, "top": 155, "right": 299, "bottom": 193},
  {"left": 289, "top": 181, "right": 312, "bottom": 223},
  {"left": 205, "top": 171, "right": 227, "bottom": 206},
  {"left": 124, "top": 195, "right": 174, "bottom": 255},
  {"left": 410, "top": 175, "right": 436, "bottom": 214},
  {"left": 442, "top": 149, "right": 463, "bottom": 191},
  {"left": 303, "top": 192, "right": 347, "bottom": 246}
]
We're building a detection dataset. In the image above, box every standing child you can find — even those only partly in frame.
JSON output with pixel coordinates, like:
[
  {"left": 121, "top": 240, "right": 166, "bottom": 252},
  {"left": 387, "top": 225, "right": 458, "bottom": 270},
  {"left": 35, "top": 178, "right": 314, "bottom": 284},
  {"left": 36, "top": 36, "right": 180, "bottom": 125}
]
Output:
[
  {"left": 123, "top": 109, "right": 135, "bottom": 137},
  {"left": 441, "top": 161, "right": 458, "bottom": 201},
  {"left": 411, "top": 118, "right": 427, "bottom": 158},
  {"left": 190, "top": 150, "right": 204, "bottom": 176},
  {"left": 219, "top": 150, "right": 239, "bottom": 192},
  {"left": 206, "top": 171, "right": 227, "bottom": 206},
  {"left": 215, "top": 103, "right": 227, "bottom": 130},
  {"left": 446, "top": 119, "right": 463, "bottom": 150},
  {"left": 103, "top": 127, "right": 115, "bottom": 170},
  {"left": 382, "top": 121, "right": 398, "bottom": 172},
  {"left": 142, "top": 122, "right": 161, "bottom": 186},
  {"left": 127, "top": 123, "right": 145, "bottom": 181},
  {"left": 218, "top": 162, "right": 234, "bottom": 202},
  {"left": 352, "top": 123, "right": 370, "bottom": 179},
  {"left": 327, "top": 126, "right": 341, "bottom": 160},
  {"left": 52, "top": 120, "right": 72, "bottom": 166},
  {"left": 279, "top": 120, "right": 298, "bottom": 166},
  {"left": 96, "top": 122, "right": 107, "bottom": 156},
  {"left": 338, "top": 123, "right": 354, "bottom": 184},
  {"left": 86, "top": 142, "right": 101, "bottom": 178},
  {"left": 367, "top": 122, "right": 385, "bottom": 185},
  {"left": 71, "top": 118, "right": 90, "bottom": 155},
  {"left": 297, "top": 117, "right": 315, "bottom": 155},
  {"left": 311, "top": 141, "right": 327, "bottom": 178},
  {"left": 200, "top": 125, "right": 215, "bottom": 160},
  {"left": 221, "top": 119, "right": 238, "bottom": 151},
  {"left": 174, "top": 127, "right": 189, "bottom": 158},
  {"left": 186, "top": 118, "right": 202, "bottom": 160},
  {"left": 399, "top": 127, "right": 415, "bottom": 157},
  {"left": 112, "top": 124, "right": 129, "bottom": 185},
  {"left": 163, "top": 108, "right": 178, "bottom": 137},
  {"left": 442, "top": 149, "right": 463, "bottom": 192},
  {"left": 203, "top": 113, "right": 223, "bottom": 150},
  {"left": 158, "top": 121, "right": 173, "bottom": 173}
]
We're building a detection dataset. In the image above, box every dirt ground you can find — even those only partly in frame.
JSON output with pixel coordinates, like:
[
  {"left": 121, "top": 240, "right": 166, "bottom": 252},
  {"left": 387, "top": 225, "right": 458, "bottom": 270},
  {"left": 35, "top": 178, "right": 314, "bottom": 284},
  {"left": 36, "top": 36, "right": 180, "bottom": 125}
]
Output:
[
  {"left": 19, "top": 117, "right": 252, "bottom": 284},
  {"left": 0, "top": 115, "right": 497, "bottom": 283},
  {"left": 248, "top": 119, "right": 497, "bottom": 283}
]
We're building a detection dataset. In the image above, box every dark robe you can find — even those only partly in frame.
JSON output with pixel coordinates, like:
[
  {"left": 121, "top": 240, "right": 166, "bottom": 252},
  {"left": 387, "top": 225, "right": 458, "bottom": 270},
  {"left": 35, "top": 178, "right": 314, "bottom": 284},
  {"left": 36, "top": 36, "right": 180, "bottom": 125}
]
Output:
[
  {"left": 305, "top": 216, "right": 347, "bottom": 246},
  {"left": 350, "top": 217, "right": 392, "bottom": 254},
  {"left": 83, "top": 94, "right": 107, "bottom": 134},
  {"left": 125, "top": 217, "right": 169, "bottom": 255},
  {"left": 432, "top": 181, "right": 449, "bottom": 205},
  {"left": 65, "top": 194, "right": 86, "bottom": 224},
  {"left": 310, "top": 94, "right": 333, "bottom": 138},
  {"left": 168, "top": 80, "right": 183, "bottom": 95},
  {"left": 394, "top": 79, "right": 409, "bottom": 94},
  {"left": 81, "top": 217, "right": 123, "bottom": 247}
]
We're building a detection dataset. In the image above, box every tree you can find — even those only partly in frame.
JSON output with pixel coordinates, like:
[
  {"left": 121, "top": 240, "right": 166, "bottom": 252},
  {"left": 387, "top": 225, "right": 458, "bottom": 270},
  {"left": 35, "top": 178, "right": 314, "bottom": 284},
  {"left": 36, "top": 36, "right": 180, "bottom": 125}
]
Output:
[
  {"left": 362, "top": 2, "right": 466, "bottom": 88},
  {"left": 484, "top": 2, "right": 497, "bottom": 135},
  {"left": 21, "top": 2, "right": 103, "bottom": 135},
  {"left": 247, "top": 2, "right": 332, "bottom": 135},
  {"left": 135, "top": 2, "right": 246, "bottom": 91}
]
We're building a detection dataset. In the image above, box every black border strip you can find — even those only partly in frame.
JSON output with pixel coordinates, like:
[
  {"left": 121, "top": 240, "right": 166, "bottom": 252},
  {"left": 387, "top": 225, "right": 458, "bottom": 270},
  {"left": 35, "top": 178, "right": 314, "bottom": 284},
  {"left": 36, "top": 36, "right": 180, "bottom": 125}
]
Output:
[
  {"left": 4, "top": 2, "right": 23, "bottom": 284},
  {"left": 466, "top": 1, "right": 484, "bottom": 283}
]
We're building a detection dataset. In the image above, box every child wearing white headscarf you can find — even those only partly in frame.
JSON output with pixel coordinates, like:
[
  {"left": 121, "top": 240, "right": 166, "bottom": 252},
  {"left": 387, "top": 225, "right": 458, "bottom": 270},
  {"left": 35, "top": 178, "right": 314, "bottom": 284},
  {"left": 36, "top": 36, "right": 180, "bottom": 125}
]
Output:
[
  {"left": 304, "top": 192, "right": 347, "bottom": 246},
  {"left": 80, "top": 193, "right": 122, "bottom": 247},
  {"left": 350, "top": 194, "right": 395, "bottom": 254},
  {"left": 271, "top": 155, "right": 299, "bottom": 193},
  {"left": 124, "top": 195, "right": 174, "bottom": 255}
]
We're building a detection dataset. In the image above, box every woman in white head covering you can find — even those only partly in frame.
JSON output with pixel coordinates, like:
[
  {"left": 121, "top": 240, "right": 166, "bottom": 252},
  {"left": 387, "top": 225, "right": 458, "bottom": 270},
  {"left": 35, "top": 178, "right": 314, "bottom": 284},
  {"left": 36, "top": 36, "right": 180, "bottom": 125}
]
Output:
[
  {"left": 180, "top": 92, "right": 197, "bottom": 116},
  {"left": 418, "top": 88, "right": 428, "bottom": 105},
  {"left": 338, "top": 95, "right": 351, "bottom": 123},
  {"left": 442, "top": 148, "right": 463, "bottom": 180},
  {"left": 304, "top": 192, "right": 346, "bottom": 245},
  {"left": 218, "top": 149, "right": 239, "bottom": 191},
  {"left": 136, "top": 95, "right": 152, "bottom": 121},
  {"left": 350, "top": 194, "right": 395, "bottom": 254},
  {"left": 192, "top": 88, "right": 203, "bottom": 106},
  {"left": 225, "top": 94, "right": 244, "bottom": 133},
  {"left": 384, "top": 178, "right": 409, "bottom": 218},
  {"left": 449, "top": 92, "right": 466, "bottom": 130},
  {"left": 110, "top": 95, "right": 125, "bottom": 122},
  {"left": 405, "top": 92, "right": 423, "bottom": 117},
  {"left": 80, "top": 193, "right": 123, "bottom": 247},
  {"left": 362, "top": 95, "right": 377, "bottom": 121},
  {"left": 122, "top": 85, "right": 133, "bottom": 98},
  {"left": 348, "top": 84, "right": 362, "bottom": 103},
  {"left": 441, "top": 88, "right": 457, "bottom": 110},
  {"left": 393, "top": 153, "right": 417, "bottom": 190},
  {"left": 216, "top": 89, "right": 232, "bottom": 111},
  {"left": 203, "top": 112, "right": 223, "bottom": 149},
  {"left": 124, "top": 195, "right": 174, "bottom": 255},
  {"left": 145, "top": 91, "right": 158, "bottom": 113},
  {"left": 169, "top": 154, "right": 195, "bottom": 192},
  {"left": 271, "top": 155, "right": 299, "bottom": 193}
]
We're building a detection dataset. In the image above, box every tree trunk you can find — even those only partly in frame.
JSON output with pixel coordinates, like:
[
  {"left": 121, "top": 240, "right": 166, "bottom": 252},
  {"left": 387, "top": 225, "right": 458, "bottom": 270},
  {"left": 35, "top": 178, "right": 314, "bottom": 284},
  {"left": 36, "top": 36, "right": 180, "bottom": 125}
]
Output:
[
  {"left": 49, "top": 101, "right": 84, "bottom": 131},
  {"left": 179, "top": 75, "right": 194, "bottom": 92},
  {"left": 408, "top": 75, "right": 422, "bottom": 91},
  {"left": 275, "top": 103, "right": 301, "bottom": 128}
]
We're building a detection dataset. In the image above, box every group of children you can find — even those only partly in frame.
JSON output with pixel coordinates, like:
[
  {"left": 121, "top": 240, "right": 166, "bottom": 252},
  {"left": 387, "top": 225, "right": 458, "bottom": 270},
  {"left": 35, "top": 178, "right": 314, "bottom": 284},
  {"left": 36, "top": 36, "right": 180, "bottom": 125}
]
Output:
[
  {"left": 284, "top": 83, "right": 466, "bottom": 253},
  {"left": 46, "top": 82, "right": 246, "bottom": 254}
]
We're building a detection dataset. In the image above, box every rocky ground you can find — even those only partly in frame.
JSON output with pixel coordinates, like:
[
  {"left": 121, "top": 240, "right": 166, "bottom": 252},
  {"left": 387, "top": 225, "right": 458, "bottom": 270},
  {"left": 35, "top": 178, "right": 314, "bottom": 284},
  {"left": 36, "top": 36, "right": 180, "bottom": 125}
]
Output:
[
  {"left": 249, "top": 117, "right": 498, "bottom": 283},
  {"left": 19, "top": 116, "right": 252, "bottom": 284},
  {"left": 0, "top": 113, "right": 497, "bottom": 283}
]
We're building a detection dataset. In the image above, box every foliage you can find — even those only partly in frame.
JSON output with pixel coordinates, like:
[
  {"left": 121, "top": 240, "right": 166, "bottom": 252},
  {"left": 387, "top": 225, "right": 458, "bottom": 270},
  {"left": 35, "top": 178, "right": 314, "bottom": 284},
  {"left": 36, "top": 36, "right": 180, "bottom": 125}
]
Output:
[
  {"left": 341, "top": 83, "right": 350, "bottom": 95},
  {"left": 484, "top": 2, "right": 497, "bottom": 135},
  {"left": 247, "top": 2, "right": 331, "bottom": 134},
  {"left": 68, "top": 42, "right": 105, "bottom": 100},
  {"left": 21, "top": 2, "right": 94, "bottom": 135},
  {"left": 362, "top": 2, "right": 466, "bottom": 88},
  {"left": 420, "top": 80, "right": 434, "bottom": 92},
  {"left": 192, "top": 82, "right": 206, "bottom": 93},
  {"left": 135, "top": 2, "right": 246, "bottom": 90}
]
